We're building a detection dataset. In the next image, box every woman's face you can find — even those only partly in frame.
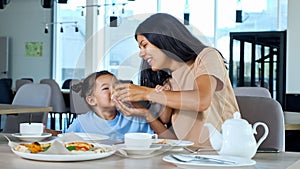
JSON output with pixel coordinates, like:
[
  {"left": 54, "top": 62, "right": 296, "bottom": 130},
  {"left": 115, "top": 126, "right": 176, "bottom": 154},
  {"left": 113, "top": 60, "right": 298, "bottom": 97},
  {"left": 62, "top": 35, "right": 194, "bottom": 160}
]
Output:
[
  {"left": 137, "top": 34, "right": 171, "bottom": 71},
  {"left": 88, "top": 74, "right": 117, "bottom": 109}
]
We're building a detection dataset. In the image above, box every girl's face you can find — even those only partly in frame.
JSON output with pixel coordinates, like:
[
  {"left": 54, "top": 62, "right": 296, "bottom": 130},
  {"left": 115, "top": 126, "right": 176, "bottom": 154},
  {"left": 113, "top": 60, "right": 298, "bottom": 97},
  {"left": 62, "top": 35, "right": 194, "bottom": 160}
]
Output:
[
  {"left": 137, "top": 35, "right": 171, "bottom": 71},
  {"left": 87, "top": 74, "right": 117, "bottom": 110}
]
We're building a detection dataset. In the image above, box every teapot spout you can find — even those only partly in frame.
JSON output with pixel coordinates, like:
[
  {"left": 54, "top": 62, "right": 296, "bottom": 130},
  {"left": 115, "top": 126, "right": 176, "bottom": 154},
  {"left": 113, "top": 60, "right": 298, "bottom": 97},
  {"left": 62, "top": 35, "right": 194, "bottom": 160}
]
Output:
[{"left": 204, "top": 123, "right": 222, "bottom": 150}]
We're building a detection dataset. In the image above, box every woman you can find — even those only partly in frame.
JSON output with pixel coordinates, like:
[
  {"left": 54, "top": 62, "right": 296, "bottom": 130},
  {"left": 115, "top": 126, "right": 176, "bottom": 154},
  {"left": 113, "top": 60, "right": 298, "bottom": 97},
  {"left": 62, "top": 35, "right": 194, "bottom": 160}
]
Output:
[{"left": 113, "top": 13, "right": 239, "bottom": 147}]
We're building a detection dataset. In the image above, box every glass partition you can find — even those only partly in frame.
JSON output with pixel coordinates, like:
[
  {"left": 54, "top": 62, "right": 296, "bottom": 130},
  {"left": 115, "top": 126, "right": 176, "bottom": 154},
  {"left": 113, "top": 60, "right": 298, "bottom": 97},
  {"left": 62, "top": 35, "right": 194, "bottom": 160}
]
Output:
[{"left": 54, "top": 0, "right": 287, "bottom": 86}]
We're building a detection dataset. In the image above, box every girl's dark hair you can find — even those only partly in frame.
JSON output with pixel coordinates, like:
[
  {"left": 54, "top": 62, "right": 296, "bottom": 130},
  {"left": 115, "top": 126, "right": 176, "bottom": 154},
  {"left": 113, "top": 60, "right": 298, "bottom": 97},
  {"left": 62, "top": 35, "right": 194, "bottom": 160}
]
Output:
[{"left": 71, "top": 70, "right": 115, "bottom": 99}]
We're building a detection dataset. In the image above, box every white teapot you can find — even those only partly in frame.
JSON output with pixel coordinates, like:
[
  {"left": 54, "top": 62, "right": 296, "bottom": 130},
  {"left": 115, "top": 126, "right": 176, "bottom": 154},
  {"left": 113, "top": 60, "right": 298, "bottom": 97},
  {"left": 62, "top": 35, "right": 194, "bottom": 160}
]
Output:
[{"left": 204, "top": 112, "right": 269, "bottom": 159}]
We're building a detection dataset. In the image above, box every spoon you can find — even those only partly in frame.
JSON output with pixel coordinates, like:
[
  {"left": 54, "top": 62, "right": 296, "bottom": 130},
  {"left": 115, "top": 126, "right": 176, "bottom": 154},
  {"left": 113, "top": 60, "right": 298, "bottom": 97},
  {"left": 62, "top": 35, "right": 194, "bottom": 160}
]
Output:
[{"left": 1, "top": 134, "right": 18, "bottom": 147}]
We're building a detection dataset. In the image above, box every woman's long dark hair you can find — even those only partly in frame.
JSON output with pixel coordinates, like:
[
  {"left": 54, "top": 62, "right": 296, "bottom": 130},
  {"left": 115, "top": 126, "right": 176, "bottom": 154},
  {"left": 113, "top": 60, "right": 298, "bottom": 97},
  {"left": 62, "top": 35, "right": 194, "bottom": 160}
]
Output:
[
  {"left": 135, "top": 13, "right": 227, "bottom": 87},
  {"left": 135, "top": 13, "right": 207, "bottom": 63},
  {"left": 139, "top": 60, "right": 171, "bottom": 88}
]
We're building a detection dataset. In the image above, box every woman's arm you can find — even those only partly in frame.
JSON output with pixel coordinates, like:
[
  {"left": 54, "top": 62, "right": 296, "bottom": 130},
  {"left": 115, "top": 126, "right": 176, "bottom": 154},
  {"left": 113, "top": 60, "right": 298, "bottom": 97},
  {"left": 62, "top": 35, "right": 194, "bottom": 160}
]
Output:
[{"left": 115, "top": 74, "right": 217, "bottom": 112}]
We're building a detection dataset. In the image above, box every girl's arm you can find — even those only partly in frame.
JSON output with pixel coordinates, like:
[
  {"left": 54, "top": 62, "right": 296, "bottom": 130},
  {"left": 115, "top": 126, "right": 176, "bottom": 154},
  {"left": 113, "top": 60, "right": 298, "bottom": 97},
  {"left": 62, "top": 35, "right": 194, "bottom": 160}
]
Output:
[{"left": 113, "top": 99, "right": 176, "bottom": 139}]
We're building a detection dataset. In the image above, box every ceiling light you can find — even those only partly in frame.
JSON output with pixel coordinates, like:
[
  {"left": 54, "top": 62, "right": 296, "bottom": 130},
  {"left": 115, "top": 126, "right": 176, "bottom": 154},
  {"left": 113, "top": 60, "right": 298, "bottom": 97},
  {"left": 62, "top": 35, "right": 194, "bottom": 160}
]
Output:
[
  {"left": 75, "top": 22, "right": 79, "bottom": 32},
  {"left": 44, "top": 24, "right": 49, "bottom": 34},
  {"left": 60, "top": 24, "right": 63, "bottom": 33}
]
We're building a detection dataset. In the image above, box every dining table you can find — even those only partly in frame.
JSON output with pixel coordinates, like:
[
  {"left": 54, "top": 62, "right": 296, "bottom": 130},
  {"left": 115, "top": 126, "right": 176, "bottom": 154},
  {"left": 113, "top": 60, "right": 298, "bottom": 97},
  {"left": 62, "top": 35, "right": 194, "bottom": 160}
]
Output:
[
  {"left": 0, "top": 134, "right": 300, "bottom": 169},
  {"left": 0, "top": 104, "right": 53, "bottom": 115}
]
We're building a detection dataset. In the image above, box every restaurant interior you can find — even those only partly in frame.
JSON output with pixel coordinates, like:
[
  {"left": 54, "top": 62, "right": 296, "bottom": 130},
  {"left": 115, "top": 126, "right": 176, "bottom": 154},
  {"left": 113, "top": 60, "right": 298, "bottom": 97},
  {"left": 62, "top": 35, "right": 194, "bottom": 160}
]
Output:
[{"left": 0, "top": 0, "right": 300, "bottom": 168}]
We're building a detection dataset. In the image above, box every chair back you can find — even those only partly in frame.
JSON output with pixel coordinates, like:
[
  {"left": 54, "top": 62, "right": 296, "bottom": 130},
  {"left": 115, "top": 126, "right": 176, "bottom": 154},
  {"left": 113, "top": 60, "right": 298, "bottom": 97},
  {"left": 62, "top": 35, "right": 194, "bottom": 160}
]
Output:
[
  {"left": 235, "top": 96, "right": 285, "bottom": 152},
  {"left": 15, "top": 79, "right": 33, "bottom": 92},
  {"left": 234, "top": 87, "right": 272, "bottom": 98},
  {"left": 20, "top": 78, "right": 33, "bottom": 82},
  {"left": 62, "top": 79, "right": 76, "bottom": 89},
  {"left": 0, "top": 78, "right": 12, "bottom": 87},
  {"left": 0, "top": 78, "right": 13, "bottom": 104},
  {"left": 69, "top": 80, "right": 90, "bottom": 114},
  {"left": 3, "top": 83, "right": 51, "bottom": 133},
  {"left": 40, "top": 79, "right": 67, "bottom": 112}
]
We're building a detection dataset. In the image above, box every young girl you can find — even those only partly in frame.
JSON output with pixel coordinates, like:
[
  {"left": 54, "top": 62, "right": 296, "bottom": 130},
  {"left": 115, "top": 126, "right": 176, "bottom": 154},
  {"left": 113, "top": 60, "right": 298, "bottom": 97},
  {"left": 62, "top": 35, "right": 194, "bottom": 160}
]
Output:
[{"left": 47, "top": 70, "right": 153, "bottom": 140}]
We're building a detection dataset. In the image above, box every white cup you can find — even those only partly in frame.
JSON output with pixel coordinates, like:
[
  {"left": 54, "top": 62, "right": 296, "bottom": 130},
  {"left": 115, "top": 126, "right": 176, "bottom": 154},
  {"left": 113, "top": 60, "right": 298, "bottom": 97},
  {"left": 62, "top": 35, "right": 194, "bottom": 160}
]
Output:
[
  {"left": 124, "top": 132, "right": 158, "bottom": 148},
  {"left": 19, "top": 123, "right": 43, "bottom": 136}
]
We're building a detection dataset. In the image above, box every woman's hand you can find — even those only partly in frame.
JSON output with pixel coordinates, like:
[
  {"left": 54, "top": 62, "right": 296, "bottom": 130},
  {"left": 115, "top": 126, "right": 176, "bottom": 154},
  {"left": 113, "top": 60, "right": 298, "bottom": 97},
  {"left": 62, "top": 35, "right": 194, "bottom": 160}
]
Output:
[
  {"left": 113, "top": 83, "right": 154, "bottom": 102},
  {"left": 113, "top": 98, "right": 156, "bottom": 122},
  {"left": 155, "top": 84, "right": 171, "bottom": 92}
]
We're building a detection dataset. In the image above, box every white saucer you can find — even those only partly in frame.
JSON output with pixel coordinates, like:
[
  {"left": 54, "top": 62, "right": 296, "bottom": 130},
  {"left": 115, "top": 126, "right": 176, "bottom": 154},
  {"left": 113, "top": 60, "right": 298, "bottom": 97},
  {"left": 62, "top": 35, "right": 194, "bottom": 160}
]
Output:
[
  {"left": 11, "top": 133, "right": 52, "bottom": 142},
  {"left": 119, "top": 144, "right": 162, "bottom": 155},
  {"left": 152, "top": 139, "right": 194, "bottom": 147}
]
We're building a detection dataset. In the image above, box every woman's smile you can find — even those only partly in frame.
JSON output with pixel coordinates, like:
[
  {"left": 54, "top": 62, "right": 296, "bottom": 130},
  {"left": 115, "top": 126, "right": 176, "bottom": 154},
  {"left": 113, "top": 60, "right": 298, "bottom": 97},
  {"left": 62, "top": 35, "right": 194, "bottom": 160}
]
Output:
[{"left": 146, "top": 57, "right": 153, "bottom": 66}]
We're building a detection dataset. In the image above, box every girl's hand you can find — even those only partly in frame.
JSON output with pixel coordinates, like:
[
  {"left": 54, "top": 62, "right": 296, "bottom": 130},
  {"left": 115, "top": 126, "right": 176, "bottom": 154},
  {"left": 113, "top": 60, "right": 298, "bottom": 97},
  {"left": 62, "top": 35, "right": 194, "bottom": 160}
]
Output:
[{"left": 113, "top": 98, "right": 156, "bottom": 122}]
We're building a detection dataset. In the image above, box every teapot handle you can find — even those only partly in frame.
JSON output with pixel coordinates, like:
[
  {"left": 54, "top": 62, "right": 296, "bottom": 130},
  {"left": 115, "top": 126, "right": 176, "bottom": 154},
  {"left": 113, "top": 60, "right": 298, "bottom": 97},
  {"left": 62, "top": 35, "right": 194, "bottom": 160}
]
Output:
[{"left": 253, "top": 122, "right": 269, "bottom": 150}]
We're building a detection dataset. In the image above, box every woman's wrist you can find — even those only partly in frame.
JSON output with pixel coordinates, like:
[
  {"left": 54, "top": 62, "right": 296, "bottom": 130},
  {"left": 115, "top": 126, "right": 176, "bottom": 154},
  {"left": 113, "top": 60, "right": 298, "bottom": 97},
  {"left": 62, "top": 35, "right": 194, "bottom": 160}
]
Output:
[{"left": 146, "top": 88, "right": 159, "bottom": 102}]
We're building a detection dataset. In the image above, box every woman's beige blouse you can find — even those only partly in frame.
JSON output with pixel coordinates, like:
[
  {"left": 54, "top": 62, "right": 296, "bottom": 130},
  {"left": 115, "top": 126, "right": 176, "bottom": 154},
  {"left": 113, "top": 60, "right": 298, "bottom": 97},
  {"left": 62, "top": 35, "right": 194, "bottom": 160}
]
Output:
[{"left": 169, "top": 47, "right": 239, "bottom": 147}]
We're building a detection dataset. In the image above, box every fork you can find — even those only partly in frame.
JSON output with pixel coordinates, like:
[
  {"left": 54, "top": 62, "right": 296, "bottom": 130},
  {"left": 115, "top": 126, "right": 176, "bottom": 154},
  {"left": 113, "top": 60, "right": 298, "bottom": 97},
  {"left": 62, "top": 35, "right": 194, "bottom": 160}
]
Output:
[
  {"left": 171, "top": 154, "right": 236, "bottom": 165},
  {"left": 184, "top": 146, "right": 215, "bottom": 153}
]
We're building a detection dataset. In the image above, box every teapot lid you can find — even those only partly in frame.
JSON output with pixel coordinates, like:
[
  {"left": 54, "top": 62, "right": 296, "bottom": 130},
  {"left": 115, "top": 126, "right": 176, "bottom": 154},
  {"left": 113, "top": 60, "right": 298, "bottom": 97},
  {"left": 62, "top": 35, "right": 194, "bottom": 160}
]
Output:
[
  {"left": 223, "top": 112, "right": 249, "bottom": 126},
  {"left": 233, "top": 111, "right": 241, "bottom": 119}
]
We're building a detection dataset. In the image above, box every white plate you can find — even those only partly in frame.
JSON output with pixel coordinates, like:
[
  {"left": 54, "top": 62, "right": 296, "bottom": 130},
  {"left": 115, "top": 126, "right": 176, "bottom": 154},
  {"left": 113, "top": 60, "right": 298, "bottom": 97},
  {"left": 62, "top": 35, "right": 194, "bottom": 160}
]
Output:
[
  {"left": 152, "top": 139, "right": 194, "bottom": 147},
  {"left": 118, "top": 144, "right": 162, "bottom": 155},
  {"left": 11, "top": 133, "right": 52, "bottom": 142},
  {"left": 57, "top": 133, "right": 109, "bottom": 141},
  {"left": 11, "top": 144, "right": 116, "bottom": 162},
  {"left": 163, "top": 154, "right": 256, "bottom": 168}
]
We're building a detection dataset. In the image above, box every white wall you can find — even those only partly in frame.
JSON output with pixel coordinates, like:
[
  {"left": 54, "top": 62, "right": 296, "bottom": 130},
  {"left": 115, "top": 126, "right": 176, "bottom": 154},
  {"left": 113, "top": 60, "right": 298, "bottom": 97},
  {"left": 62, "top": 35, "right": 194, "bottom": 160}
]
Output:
[
  {"left": 0, "top": 0, "right": 52, "bottom": 87},
  {"left": 287, "top": 0, "right": 300, "bottom": 93}
]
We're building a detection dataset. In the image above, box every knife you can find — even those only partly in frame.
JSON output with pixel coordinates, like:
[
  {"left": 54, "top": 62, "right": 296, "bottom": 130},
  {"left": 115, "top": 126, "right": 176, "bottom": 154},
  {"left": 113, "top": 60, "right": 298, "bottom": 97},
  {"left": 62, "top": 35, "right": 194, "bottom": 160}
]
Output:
[{"left": 171, "top": 154, "right": 237, "bottom": 165}]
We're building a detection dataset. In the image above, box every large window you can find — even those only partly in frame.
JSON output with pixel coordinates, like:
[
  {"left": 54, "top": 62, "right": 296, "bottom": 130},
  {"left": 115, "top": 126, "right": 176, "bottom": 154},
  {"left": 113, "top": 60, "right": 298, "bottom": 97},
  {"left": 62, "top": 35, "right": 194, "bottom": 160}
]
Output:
[
  {"left": 99, "top": 0, "right": 158, "bottom": 83},
  {"left": 215, "top": 0, "right": 287, "bottom": 89},
  {"left": 54, "top": 0, "right": 86, "bottom": 86},
  {"left": 54, "top": 0, "right": 287, "bottom": 86}
]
